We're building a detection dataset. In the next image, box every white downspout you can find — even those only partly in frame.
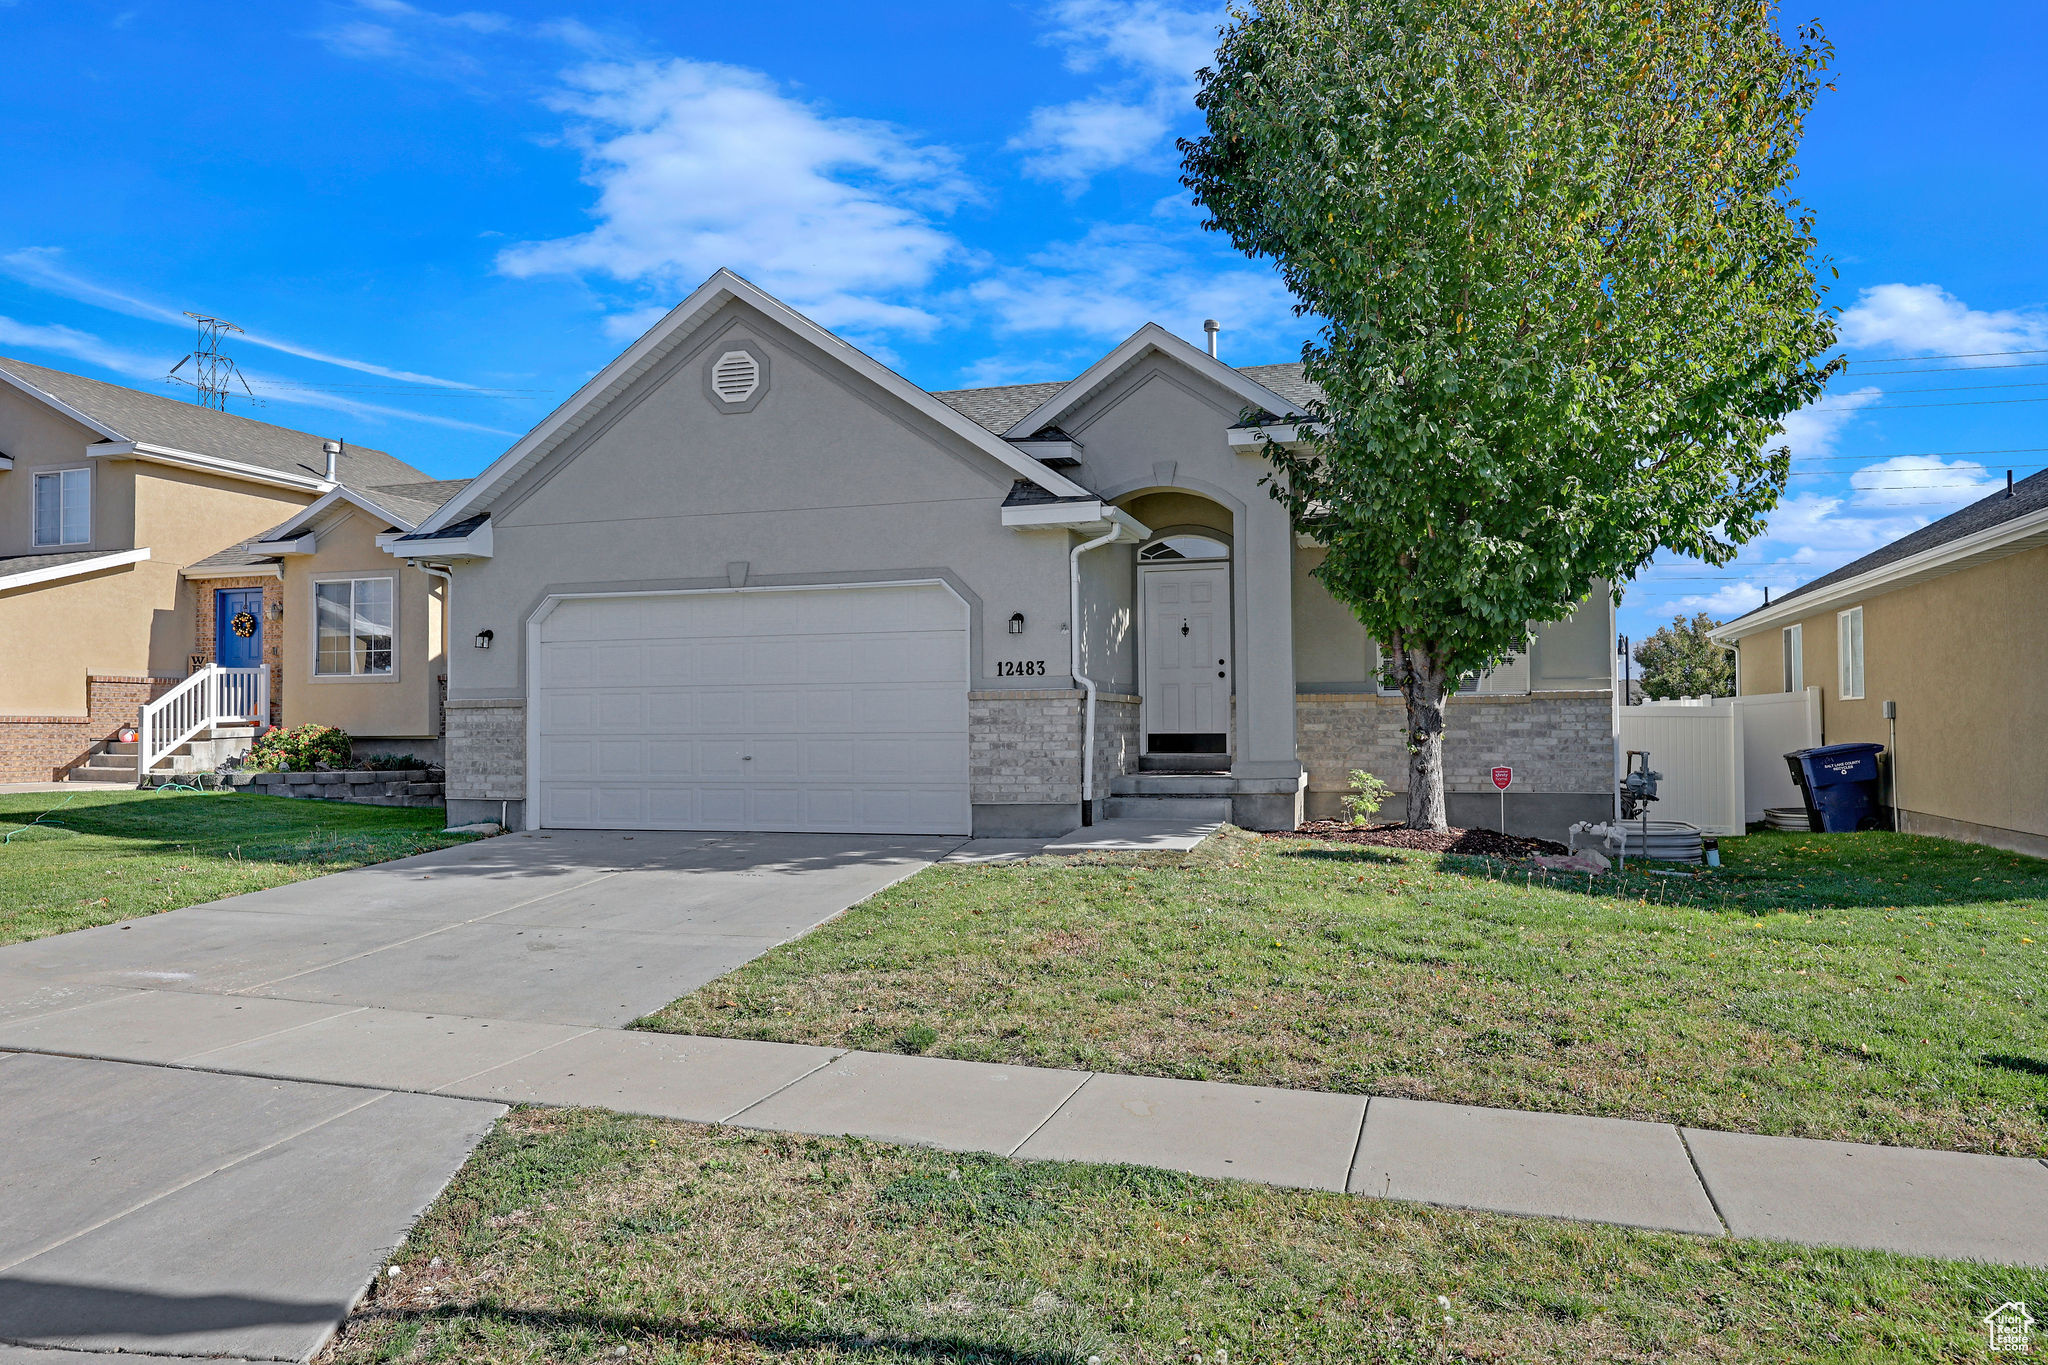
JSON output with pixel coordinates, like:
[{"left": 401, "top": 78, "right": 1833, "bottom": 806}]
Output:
[{"left": 1070, "top": 524, "right": 1123, "bottom": 826}]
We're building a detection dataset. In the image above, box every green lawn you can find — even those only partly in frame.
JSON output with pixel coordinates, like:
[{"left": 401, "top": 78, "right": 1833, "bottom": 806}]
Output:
[
  {"left": 642, "top": 829, "right": 2048, "bottom": 1156},
  {"left": 323, "top": 1107, "right": 2044, "bottom": 1365},
  {"left": 0, "top": 788, "right": 474, "bottom": 945}
]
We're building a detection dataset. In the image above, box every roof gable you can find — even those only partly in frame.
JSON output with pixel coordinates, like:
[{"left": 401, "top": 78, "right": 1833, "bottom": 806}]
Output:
[
  {"left": 417, "top": 270, "right": 1092, "bottom": 536},
  {"left": 999, "top": 325, "right": 1313, "bottom": 439}
]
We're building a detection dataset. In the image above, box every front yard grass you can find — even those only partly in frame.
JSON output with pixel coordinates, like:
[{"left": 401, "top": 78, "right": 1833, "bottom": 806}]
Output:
[
  {"left": 642, "top": 829, "right": 2048, "bottom": 1156},
  {"left": 0, "top": 788, "right": 473, "bottom": 946},
  {"left": 324, "top": 1107, "right": 2045, "bottom": 1364}
]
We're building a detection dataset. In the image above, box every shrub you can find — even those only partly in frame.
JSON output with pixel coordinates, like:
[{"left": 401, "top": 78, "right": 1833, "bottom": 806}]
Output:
[
  {"left": 245, "top": 724, "right": 352, "bottom": 773},
  {"left": 1342, "top": 769, "right": 1391, "bottom": 824},
  {"left": 355, "top": 753, "right": 432, "bottom": 772}
]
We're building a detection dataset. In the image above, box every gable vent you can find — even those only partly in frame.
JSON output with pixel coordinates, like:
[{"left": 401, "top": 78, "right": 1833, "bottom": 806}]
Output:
[{"left": 710, "top": 350, "right": 761, "bottom": 404}]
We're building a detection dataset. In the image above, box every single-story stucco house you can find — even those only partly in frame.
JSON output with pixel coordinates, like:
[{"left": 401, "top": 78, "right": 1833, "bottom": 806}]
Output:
[
  {"left": 1712, "top": 468, "right": 2048, "bottom": 857},
  {"left": 388, "top": 270, "right": 1619, "bottom": 839},
  {"left": 0, "top": 356, "right": 458, "bottom": 780}
]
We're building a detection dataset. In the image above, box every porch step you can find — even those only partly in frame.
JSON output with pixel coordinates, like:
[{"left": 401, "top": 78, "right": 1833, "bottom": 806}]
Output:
[
  {"left": 68, "top": 760, "right": 138, "bottom": 784},
  {"left": 1109, "top": 773, "right": 1237, "bottom": 796},
  {"left": 1138, "top": 752, "right": 1233, "bottom": 774},
  {"left": 1099, "top": 794, "right": 1233, "bottom": 821}
]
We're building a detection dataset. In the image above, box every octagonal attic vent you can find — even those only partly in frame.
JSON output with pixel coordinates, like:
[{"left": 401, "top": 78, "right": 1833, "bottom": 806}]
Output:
[{"left": 710, "top": 350, "right": 761, "bottom": 404}]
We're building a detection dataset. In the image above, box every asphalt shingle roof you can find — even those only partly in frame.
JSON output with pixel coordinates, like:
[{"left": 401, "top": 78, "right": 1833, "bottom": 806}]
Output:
[
  {"left": 0, "top": 354, "right": 431, "bottom": 489},
  {"left": 1737, "top": 468, "right": 2048, "bottom": 621},
  {"left": 933, "top": 362, "right": 1322, "bottom": 437},
  {"left": 183, "top": 542, "right": 281, "bottom": 575},
  {"left": 364, "top": 479, "right": 471, "bottom": 527}
]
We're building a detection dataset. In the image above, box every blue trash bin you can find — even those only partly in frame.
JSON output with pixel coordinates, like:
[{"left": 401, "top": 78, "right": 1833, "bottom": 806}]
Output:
[{"left": 1788, "top": 743, "right": 1886, "bottom": 832}]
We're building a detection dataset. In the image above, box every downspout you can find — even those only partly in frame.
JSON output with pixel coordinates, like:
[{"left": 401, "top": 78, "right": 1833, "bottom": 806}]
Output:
[{"left": 1070, "top": 524, "right": 1123, "bottom": 826}]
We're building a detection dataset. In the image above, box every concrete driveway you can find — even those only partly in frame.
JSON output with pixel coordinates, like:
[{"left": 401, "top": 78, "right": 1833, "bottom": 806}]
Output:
[{"left": 0, "top": 830, "right": 960, "bottom": 1361}]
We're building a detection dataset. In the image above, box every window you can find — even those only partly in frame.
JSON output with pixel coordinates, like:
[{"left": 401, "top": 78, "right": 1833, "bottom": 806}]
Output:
[
  {"left": 1837, "top": 606, "right": 1864, "bottom": 700},
  {"left": 1782, "top": 624, "right": 1803, "bottom": 692},
  {"left": 1139, "top": 534, "right": 1229, "bottom": 561},
  {"left": 315, "top": 578, "right": 393, "bottom": 676},
  {"left": 32, "top": 468, "right": 90, "bottom": 547}
]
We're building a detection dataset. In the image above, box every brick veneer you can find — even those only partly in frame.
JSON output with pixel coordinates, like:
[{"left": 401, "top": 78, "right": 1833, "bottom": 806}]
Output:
[
  {"left": 0, "top": 674, "right": 179, "bottom": 782},
  {"left": 1295, "top": 691, "right": 1615, "bottom": 797},
  {"left": 193, "top": 577, "right": 284, "bottom": 725},
  {"left": 968, "top": 689, "right": 1141, "bottom": 807}
]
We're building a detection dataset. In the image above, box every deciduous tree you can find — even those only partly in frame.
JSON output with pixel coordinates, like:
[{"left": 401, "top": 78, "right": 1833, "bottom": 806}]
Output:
[
  {"left": 1636, "top": 613, "right": 1736, "bottom": 699},
  {"left": 1182, "top": 0, "right": 1839, "bottom": 828}
]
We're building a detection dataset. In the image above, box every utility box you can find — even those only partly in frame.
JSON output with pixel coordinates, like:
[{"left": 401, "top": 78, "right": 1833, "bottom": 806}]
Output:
[{"left": 1785, "top": 743, "right": 1887, "bottom": 833}]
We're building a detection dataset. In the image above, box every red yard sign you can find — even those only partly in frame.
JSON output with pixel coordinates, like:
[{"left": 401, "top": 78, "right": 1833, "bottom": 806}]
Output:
[{"left": 1491, "top": 766, "right": 1514, "bottom": 791}]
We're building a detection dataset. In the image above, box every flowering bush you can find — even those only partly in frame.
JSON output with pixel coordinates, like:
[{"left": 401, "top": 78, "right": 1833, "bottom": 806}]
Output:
[{"left": 245, "top": 724, "right": 352, "bottom": 773}]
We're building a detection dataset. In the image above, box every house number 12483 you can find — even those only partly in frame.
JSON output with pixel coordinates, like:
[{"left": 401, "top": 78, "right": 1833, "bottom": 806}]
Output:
[{"left": 997, "top": 660, "right": 1047, "bottom": 677}]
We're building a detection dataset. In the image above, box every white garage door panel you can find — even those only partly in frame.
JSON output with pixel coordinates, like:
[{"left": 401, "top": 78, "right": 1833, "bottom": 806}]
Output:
[{"left": 534, "top": 585, "right": 971, "bottom": 835}]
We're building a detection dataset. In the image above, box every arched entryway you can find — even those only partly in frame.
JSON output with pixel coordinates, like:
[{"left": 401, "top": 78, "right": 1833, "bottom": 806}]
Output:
[{"left": 1121, "top": 491, "right": 1235, "bottom": 758}]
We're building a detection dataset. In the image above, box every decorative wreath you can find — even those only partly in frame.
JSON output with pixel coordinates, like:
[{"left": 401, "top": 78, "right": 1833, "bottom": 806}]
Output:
[{"left": 230, "top": 610, "right": 258, "bottom": 639}]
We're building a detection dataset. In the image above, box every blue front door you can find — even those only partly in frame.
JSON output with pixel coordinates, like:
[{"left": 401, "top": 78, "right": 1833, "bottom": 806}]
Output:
[{"left": 215, "top": 589, "right": 264, "bottom": 669}]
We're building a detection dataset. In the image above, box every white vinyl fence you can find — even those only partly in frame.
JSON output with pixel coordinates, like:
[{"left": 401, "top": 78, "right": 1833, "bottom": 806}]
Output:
[{"left": 1617, "top": 688, "right": 1822, "bottom": 834}]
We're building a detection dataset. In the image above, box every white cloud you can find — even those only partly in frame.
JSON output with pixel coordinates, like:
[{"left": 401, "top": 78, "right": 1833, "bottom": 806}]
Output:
[
  {"left": 1837, "top": 283, "right": 2048, "bottom": 363},
  {"left": 0, "top": 248, "right": 481, "bottom": 389},
  {"left": 969, "top": 222, "right": 1292, "bottom": 346},
  {"left": 1776, "top": 385, "right": 1881, "bottom": 461},
  {"left": 0, "top": 316, "right": 163, "bottom": 376},
  {"left": 1664, "top": 583, "right": 1766, "bottom": 618},
  {"left": 496, "top": 58, "right": 972, "bottom": 337},
  {"left": 1011, "top": 1, "right": 1220, "bottom": 188},
  {"left": 1849, "top": 455, "right": 2005, "bottom": 510}
]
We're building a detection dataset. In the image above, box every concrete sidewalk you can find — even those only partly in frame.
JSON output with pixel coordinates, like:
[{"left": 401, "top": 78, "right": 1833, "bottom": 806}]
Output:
[{"left": 5, "top": 984, "right": 2046, "bottom": 1268}]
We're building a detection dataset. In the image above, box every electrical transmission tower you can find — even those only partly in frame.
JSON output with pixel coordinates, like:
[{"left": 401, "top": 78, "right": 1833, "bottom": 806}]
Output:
[{"left": 167, "top": 313, "right": 257, "bottom": 410}]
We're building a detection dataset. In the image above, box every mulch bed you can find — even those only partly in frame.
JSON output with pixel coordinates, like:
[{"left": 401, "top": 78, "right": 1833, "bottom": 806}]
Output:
[{"left": 1269, "top": 820, "right": 1569, "bottom": 858}]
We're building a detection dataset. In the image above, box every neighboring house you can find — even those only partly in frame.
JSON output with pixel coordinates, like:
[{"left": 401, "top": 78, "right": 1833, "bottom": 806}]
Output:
[
  {"left": 394, "top": 270, "right": 1617, "bottom": 838},
  {"left": 1711, "top": 469, "right": 2048, "bottom": 857},
  {"left": 0, "top": 356, "right": 456, "bottom": 781}
]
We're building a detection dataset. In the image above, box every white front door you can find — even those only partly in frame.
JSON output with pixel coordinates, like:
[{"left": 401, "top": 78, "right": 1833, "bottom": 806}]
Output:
[
  {"left": 532, "top": 584, "right": 971, "bottom": 834},
  {"left": 1142, "top": 564, "right": 1230, "bottom": 736}
]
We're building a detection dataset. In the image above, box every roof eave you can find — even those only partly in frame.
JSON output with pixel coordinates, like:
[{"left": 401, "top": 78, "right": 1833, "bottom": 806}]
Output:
[
  {"left": 377, "top": 520, "right": 494, "bottom": 560},
  {"left": 0, "top": 365, "right": 128, "bottom": 443},
  {"left": 1709, "top": 502, "right": 2048, "bottom": 642},
  {"left": 1002, "top": 323, "right": 1310, "bottom": 440},
  {"left": 1001, "top": 502, "right": 1151, "bottom": 538},
  {"left": 89, "top": 440, "right": 333, "bottom": 494},
  {"left": 0, "top": 547, "right": 151, "bottom": 592}
]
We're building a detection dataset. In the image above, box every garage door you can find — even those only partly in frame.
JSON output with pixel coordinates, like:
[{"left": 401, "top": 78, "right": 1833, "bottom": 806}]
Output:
[{"left": 534, "top": 584, "right": 971, "bottom": 834}]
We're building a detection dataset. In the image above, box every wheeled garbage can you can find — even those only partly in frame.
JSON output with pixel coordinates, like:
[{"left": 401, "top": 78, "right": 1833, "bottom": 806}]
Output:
[{"left": 1785, "top": 743, "right": 1887, "bottom": 833}]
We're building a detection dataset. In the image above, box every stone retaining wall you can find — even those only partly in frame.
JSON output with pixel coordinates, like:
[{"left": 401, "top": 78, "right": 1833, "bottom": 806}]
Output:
[{"left": 225, "top": 768, "right": 444, "bottom": 807}]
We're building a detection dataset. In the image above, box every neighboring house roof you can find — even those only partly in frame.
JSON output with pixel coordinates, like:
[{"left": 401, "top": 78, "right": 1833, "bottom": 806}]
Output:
[
  {"left": 1234, "top": 362, "right": 1322, "bottom": 411},
  {"left": 185, "top": 478, "right": 472, "bottom": 578},
  {"left": 0, "top": 354, "right": 430, "bottom": 489},
  {"left": 1713, "top": 468, "right": 2048, "bottom": 640},
  {"left": 0, "top": 547, "right": 152, "bottom": 592},
  {"left": 415, "top": 269, "right": 1095, "bottom": 538}
]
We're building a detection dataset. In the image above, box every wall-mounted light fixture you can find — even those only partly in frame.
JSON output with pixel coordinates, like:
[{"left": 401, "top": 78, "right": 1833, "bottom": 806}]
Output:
[
  {"left": 1008, "top": 612, "right": 1026, "bottom": 635},
  {"left": 265, "top": 601, "right": 283, "bottom": 622},
  {"left": 474, "top": 629, "right": 494, "bottom": 650}
]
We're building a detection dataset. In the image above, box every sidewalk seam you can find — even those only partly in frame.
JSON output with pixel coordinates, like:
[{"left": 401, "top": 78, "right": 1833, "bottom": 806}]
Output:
[
  {"left": 715, "top": 1047, "right": 849, "bottom": 1124},
  {"left": 1343, "top": 1095, "right": 1372, "bottom": 1195},
  {"left": 432, "top": 1027, "right": 599, "bottom": 1093},
  {"left": 171, "top": 1005, "right": 369, "bottom": 1065},
  {"left": 0, "top": 1085, "right": 390, "bottom": 1275},
  {"left": 1005, "top": 1071, "right": 1096, "bottom": 1157},
  {"left": 1676, "top": 1126, "right": 1732, "bottom": 1236}
]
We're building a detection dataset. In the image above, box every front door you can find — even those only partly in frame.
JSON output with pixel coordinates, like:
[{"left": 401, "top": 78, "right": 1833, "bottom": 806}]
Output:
[
  {"left": 215, "top": 588, "right": 264, "bottom": 670},
  {"left": 1141, "top": 564, "right": 1230, "bottom": 745}
]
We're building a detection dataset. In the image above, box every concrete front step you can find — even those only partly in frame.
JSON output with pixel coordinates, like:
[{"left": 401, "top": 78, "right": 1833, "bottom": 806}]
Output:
[
  {"left": 1139, "top": 752, "right": 1233, "bottom": 773},
  {"left": 1109, "top": 774, "right": 1237, "bottom": 796},
  {"left": 67, "top": 763, "right": 139, "bottom": 784},
  {"left": 1099, "top": 794, "right": 1233, "bottom": 821}
]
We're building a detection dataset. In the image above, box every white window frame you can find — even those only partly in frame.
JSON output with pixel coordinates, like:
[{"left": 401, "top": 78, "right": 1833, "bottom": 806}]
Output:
[
  {"left": 1837, "top": 606, "right": 1864, "bottom": 700},
  {"left": 313, "top": 576, "right": 396, "bottom": 678},
  {"left": 32, "top": 467, "right": 91, "bottom": 548},
  {"left": 1782, "top": 624, "right": 1803, "bottom": 693}
]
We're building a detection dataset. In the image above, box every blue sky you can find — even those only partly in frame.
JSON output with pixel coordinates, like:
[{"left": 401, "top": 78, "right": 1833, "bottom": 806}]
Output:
[{"left": 1, "top": 0, "right": 2043, "bottom": 641}]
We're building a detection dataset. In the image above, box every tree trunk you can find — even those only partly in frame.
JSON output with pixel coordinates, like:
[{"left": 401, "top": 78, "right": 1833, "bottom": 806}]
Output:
[{"left": 1400, "top": 646, "right": 1450, "bottom": 832}]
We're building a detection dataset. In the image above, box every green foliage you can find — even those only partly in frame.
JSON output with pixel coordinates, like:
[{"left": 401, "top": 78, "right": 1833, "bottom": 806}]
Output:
[
  {"left": 1342, "top": 769, "right": 1391, "bottom": 823},
  {"left": 244, "top": 723, "right": 353, "bottom": 773},
  {"left": 355, "top": 752, "right": 433, "bottom": 772},
  {"left": 1182, "top": 0, "right": 1839, "bottom": 822},
  {"left": 1636, "top": 612, "right": 1736, "bottom": 699}
]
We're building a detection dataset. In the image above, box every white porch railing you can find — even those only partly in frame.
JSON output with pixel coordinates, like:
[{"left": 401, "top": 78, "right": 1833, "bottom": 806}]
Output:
[{"left": 138, "top": 664, "right": 269, "bottom": 778}]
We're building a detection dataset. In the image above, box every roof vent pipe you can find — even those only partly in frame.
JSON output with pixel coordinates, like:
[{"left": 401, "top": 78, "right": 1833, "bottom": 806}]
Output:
[
  {"left": 322, "top": 439, "right": 341, "bottom": 482},
  {"left": 2009, "top": 469, "right": 2016, "bottom": 498},
  {"left": 1203, "top": 318, "right": 1220, "bottom": 358}
]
